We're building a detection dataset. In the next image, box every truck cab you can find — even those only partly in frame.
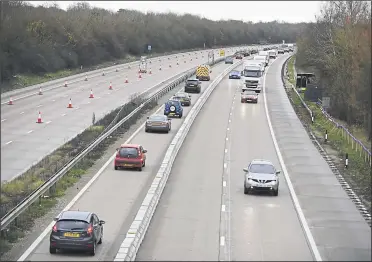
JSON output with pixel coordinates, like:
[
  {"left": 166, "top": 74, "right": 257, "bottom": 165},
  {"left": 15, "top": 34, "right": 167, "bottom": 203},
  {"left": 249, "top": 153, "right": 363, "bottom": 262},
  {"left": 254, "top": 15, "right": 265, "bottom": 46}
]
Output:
[{"left": 240, "top": 63, "right": 264, "bottom": 93}]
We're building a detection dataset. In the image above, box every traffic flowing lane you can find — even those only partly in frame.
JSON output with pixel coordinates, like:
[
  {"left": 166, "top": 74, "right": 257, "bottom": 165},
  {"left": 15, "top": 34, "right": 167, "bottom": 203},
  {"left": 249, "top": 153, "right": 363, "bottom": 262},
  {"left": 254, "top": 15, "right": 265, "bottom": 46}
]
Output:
[
  {"left": 22, "top": 62, "right": 232, "bottom": 261},
  {"left": 1, "top": 48, "right": 236, "bottom": 181},
  {"left": 136, "top": 59, "right": 314, "bottom": 261}
]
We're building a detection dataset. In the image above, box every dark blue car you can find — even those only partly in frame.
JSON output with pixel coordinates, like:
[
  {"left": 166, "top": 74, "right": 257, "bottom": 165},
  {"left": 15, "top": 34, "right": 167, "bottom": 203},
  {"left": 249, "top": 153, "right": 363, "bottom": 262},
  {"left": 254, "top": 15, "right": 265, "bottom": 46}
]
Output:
[
  {"left": 164, "top": 99, "right": 183, "bottom": 118},
  {"left": 229, "top": 70, "right": 241, "bottom": 79}
]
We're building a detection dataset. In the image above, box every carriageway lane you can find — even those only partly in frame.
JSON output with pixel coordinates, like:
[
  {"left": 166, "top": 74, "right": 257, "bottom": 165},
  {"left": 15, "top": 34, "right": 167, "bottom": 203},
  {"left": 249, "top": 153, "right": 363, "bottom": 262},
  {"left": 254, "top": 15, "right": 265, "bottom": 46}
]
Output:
[
  {"left": 22, "top": 61, "right": 233, "bottom": 262},
  {"left": 136, "top": 58, "right": 313, "bottom": 261},
  {"left": 266, "top": 55, "right": 371, "bottom": 260},
  {"left": 1, "top": 48, "right": 239, "bottom": 182},
  {"left": 136, "top": 74, "right": 241, "bottom": 261}
]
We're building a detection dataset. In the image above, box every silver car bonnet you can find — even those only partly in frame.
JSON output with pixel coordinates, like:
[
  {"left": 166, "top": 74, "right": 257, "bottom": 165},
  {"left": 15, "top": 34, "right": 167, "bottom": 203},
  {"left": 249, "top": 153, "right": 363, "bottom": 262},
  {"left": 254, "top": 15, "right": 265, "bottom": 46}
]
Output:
[{"left": 246, "top": 172, "right": 277, "bottom": 180}]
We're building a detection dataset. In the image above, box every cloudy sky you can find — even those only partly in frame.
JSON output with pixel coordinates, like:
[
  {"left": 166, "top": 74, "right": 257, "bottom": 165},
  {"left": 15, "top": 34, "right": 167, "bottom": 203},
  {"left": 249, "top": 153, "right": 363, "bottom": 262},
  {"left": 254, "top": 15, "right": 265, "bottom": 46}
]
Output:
[{"left": 29, "top": 1, "right": 322, "bottom": 23}]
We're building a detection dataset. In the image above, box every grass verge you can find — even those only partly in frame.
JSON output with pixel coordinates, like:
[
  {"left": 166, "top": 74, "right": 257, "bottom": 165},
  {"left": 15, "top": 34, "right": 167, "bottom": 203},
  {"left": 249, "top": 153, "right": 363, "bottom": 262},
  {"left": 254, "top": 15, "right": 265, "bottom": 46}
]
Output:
[
  {"left": 0, "top": 95, "right": 157, "bottom": 257},
  {"left": 284, "top": 55, "right": 371, "bottom": 212},
  {"left": 1, "top": 45, "right": 222, "bottom": 94}
]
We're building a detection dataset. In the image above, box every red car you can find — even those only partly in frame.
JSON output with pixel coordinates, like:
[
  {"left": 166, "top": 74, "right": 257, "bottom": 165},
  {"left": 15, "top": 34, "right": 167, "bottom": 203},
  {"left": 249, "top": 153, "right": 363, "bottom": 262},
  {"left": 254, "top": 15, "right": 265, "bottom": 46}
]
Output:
[
  {"left": 241, "top": 90, "right": 258, "bottom": 103},
  {"left": 114, "top": 144, "right": 147, "bottom": 171}
]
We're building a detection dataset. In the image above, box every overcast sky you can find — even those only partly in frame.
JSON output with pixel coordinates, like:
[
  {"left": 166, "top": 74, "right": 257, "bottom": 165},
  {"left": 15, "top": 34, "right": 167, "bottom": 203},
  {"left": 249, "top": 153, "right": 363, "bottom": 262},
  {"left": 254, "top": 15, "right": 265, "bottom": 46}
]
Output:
[{"left": 29, "top": 1, "right": 322, "bottom": 23}]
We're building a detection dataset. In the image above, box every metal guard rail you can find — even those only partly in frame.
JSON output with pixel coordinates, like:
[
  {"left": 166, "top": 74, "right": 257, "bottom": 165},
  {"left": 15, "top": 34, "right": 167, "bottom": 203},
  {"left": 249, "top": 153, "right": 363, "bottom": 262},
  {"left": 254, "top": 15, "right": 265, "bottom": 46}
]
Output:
[{"left": 0, "top": 56, "right": 229, "bottom": 231}]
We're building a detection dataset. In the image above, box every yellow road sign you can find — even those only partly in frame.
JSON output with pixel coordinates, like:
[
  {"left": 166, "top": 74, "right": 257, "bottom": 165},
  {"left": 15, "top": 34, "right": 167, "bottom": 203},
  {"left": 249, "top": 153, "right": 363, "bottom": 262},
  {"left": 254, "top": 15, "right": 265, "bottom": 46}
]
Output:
[{"left": 219, "top": 49, "right": 225, "bottom": 56}]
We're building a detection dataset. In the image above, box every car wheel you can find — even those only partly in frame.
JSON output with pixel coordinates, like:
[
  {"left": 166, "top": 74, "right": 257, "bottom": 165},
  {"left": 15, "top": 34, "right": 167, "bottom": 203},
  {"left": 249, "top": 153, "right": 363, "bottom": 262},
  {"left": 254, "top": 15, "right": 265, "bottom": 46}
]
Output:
[
  {"left": 179, "top": 114, "right": 183, "bottom": 118},
  {"left": 165, "top": 129, "right": 169, "bottom": 133},
  {"left": 145, "top": 128, "right": 149, "bottom": 133},
  {"left": 114, "top": 166, "right": 118, "bottom": 170},
  {"left": 143, "top": 161, "right": 146, "bottom": 167},
  {"left": 49, "top": 246, "right": 57, "bottom": 254},
  {"left": 98, "top": 229, "right": 103, "bottom": 244},
  {"left": 241, "top": 99, "right": 244, "bottom": 103},
  {"left": 244, "top": 185, "right": 249, "bottom": 195},
  {"left": 90, "top": 241, "right": 96, "bottom": 256},
  {"left": 138, "top": 166, "right": 142, "bottom": 171},
  {"left": 273, "top": 189, "right": 279, "bottom": 196}
]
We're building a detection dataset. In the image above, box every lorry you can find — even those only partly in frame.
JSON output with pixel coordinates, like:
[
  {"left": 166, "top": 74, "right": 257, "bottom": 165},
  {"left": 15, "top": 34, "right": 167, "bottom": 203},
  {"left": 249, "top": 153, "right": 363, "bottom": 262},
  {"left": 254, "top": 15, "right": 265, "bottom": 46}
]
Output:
[
  {"left": 196, "top": 65, "right": 211, "bottom": 81},
  {"left": 240, "top": 62, "right": 264, "bottom": 93},
  {"left": 253, "top": 55, "right": 269, "bottom": 67},
  {"left": 268, "top": 50, "right": 277, "bottom": 59}
]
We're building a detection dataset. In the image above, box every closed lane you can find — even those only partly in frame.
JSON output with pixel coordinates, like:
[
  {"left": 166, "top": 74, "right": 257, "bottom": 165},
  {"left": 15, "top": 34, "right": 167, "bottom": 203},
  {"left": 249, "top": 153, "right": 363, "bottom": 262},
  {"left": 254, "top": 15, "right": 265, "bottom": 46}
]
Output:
[{"left": 21, "top": 61, "right": 234, "bottom": 261}]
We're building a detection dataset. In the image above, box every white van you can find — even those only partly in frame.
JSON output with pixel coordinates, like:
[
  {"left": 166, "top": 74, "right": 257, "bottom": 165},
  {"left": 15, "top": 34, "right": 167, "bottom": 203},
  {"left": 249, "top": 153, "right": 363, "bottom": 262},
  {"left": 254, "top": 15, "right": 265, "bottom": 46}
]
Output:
[
  {"left": 258, "top": 51, "right": 269, "bottom": 56},
  {"left": 268, "top": 50, "right": 277, "bottom": 59},
  {"left": 254, "top": 55, "right": 269, "bottom": 66}
]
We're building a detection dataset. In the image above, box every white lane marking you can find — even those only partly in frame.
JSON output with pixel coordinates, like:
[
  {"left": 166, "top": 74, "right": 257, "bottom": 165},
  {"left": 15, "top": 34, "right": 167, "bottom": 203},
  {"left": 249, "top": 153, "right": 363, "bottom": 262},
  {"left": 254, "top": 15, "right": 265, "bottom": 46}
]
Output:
[
  {"left": 1, "top": 119, "right": 6, "bottom": 122},
  {"left": 225, "top": 137, "right": 228, "bottom": 141},
  {"left": 17, "top": 104, "right": 165, "bottom": 261},
  {"left": 262, "top": 56, "right": 322, "bottom": 261},
  {"left": 52, "top": 100, "right": 55, "bottom": 102},
  {"left": 61, "top": 113, "right": 66, "bottom": 116},
  {"left": 223, "top": 163, "right": 227, "bottom": 169},
  {"left": 46, "top": 121, "right": 51, "bottom": 124},
  {"left": 223, "top": 181, "right": 227, "bottom": 187},
  {"left": 221, "top": 205, "right": 226, "bottom": 212},
  {"left": 20, "top": 112, "right": 24, "bottom": 115},
  {"left": 36, "top": 104, "right": 42, "bottom": 108},
  {"left": 27, "top": 130, "right": 33, "bottom": 134},
  {"left": 75, "top": 107, "right": 80, "bottom": 110},
  {"left": 220, "top": 236, "right": 225, "bottom": 246},
  {"left": 96, "top": 97, "right": 101, "bottom": 99},
  {"left": 5, "top": 141, "right": 12, "bottom": 145},
  {"left": 227, "top": 127, "right": 230, "bottom": 131},
  {"left": 224, "top": 149, "right": 227, "bottom": 153}
]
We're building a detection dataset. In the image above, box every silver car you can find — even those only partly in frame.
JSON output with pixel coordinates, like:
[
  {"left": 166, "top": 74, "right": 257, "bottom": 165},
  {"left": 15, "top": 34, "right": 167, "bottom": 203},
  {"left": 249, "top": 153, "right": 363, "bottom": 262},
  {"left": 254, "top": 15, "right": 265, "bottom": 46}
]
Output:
[
  {"left": 145, "top": 114, "right": 171, "bottom": 133},
  {"left": 243, "top": 159, "right": 280, "bottom": 196}
]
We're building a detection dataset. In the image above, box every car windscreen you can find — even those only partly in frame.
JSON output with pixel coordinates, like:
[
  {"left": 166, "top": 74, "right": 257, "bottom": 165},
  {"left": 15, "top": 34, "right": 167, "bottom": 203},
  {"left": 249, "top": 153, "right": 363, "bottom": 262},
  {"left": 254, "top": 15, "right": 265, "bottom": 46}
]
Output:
[
  {"left": 243, "top": 70, "right": 262, "bottom": 77},
  {"left": 57, "top": 220, "right": 89, "bottom": 230},
  {"left": 149, "top": 115, "right": 166, "bottom": 121},
  {"left": 243, "top": 91, "right": 256, "bottom": 95},
  {"left": 249, "top": 164, "right": 275, "bottom": 174},
  {"left": 119, "top": 147, "right": 139, "bottom": 157},
  {"left": 187, "top": 80, "right": 198, "bottom": 84},
  {"left": 231, "top": 71, "right": 240, "bottom": 75}
]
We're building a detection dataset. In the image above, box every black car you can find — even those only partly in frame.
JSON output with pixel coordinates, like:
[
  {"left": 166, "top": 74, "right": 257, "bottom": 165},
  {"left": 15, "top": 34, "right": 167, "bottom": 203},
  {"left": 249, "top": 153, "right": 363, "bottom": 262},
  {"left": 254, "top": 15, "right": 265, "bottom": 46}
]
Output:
[
  {"left": 185, "top": 78, "right": 201, "bottom": 93},
  {"left": 50, "top": 211, "right": 105, "bottom": 256}
]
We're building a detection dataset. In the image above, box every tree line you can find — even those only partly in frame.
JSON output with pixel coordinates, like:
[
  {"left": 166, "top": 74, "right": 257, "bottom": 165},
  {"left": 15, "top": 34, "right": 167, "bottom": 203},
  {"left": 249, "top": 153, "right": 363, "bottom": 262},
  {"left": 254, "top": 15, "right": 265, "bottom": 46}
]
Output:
[
  {"left": 0, "top": 1, "right": 306, "bottom": 86},
  {"left": 296, "top": 1, "right": 371, "bottom": 139}
]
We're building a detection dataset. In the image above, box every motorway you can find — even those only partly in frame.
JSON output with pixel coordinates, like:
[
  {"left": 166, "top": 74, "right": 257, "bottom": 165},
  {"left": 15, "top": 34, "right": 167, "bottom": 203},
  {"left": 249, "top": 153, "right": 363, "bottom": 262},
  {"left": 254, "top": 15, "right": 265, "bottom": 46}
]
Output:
[
  {"left": 1, "top": 47, "right": 239, "bottom": 182},
  {"left": 136, "top": 54, "right": 371, "bottom": 261},
  {"left": 20, "top": 60, "right": 238, "bottom": 261}
]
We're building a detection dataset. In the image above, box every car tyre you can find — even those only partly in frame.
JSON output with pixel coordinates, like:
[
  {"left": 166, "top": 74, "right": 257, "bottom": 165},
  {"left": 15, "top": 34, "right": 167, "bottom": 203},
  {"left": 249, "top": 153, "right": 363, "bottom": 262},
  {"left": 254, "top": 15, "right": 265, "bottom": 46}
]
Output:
[
  {"left": 98, "top": 230, "right": 103, "bottom": 244},
  {"left": 244, "top": 185, "right": 249, "bottom": 195},
  {"left": 90, "top": 241, "right": 96, "bottom": 256},
  {"left": 273, "top": 189, "right": 279, "bottom": 196},
  {"left": 138, "top": 166, "right": 143, "bottom": 171},
  {"left": 145, "top": 128, "right": 149, "bottom": 133},
  {"left": 49, "top": 246, "right": 57, "bottom": 254},
  {"left": 179, "top": 113, "right": 183, "bottom": 118},
  {"left": 143, "top": 160, "right": 146, "bottom": 167},
  {"left": 114, "top": 166, "right": 118, "bottom": 170},
  {"left": 241, "top": 99, "right": 244, "bottom": 103}
]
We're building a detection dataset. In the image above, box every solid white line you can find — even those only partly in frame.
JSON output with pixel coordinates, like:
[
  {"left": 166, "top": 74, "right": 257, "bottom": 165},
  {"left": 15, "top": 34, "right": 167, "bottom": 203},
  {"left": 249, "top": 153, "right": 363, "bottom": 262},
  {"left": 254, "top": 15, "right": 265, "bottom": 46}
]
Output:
[
  {"left": 223, "top": 163, "right": 227, "bottom": 169},
  {"left": 6, "top": 141, "right": 12, "bottom": 145},
  {"left": 27, "top": 130, "right": 33, "bottom": 134},
  {"left": 17, "top": 104, "right": 165, "bottom": 261},
  {"left": 46, "top": 121, "right": 51, "bottom": 124},
  {"left": 262, "top": 56, "right": 322, "bottom": 261},
  {"left": 221, "top": 205, "right": 226, "bottom": 212},
  {"left": 61, "top": 114, "right": 66, "bottom": 116},
  {"left": 220, "top": 236, "right": 225, "bottom": 246},
  {"left": 224, "top": 149, "right": 227, "bottom": 153},
  {"left": 36, "top": 104, "right": 42, "bottom": 108},
  {"left": 223, "top": 181, "right": 227, "bottom": 187}
]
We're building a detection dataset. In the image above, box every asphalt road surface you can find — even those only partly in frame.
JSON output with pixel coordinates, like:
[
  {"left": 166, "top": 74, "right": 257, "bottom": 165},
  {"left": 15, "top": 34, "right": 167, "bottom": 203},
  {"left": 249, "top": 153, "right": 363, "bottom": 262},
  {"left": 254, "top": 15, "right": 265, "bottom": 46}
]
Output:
[
  {"left": 136, "top": 54, "right": 371, "bottom": 261},
  {"left": 21, "top": 62, "right": 234, "bottom": 261},
  {"left": 1, "top": 47, "right": 239, "bottom": 181}
]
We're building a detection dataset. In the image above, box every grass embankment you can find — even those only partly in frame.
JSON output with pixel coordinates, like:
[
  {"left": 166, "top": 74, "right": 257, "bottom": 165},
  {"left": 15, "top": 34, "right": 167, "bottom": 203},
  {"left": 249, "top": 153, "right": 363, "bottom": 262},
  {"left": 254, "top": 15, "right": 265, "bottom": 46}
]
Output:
[
  {"left": 285, "top": 55, "right": 371, "bottom": 211},
  {"left": 0, "top": 95, "right": 157, "bottom": 257},
  {"left": 1, "top": 46, "right": 216, "bottom": 94}
]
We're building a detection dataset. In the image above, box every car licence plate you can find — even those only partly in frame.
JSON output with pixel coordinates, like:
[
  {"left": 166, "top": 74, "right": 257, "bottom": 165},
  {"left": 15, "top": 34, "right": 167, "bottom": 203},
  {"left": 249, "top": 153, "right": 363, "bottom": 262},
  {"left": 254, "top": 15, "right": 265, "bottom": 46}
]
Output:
[
  {"left": 169, "top": 113, "right": 175, "bottom": 115},
  {"left": 122, "top": 164, "right": 133, "bottom": 167},
  {"left": 64, "top": 232, "right": 80, "bottom": 238},
  {"left": 257, "top": 183, "right": 270, "bottom": 187}
]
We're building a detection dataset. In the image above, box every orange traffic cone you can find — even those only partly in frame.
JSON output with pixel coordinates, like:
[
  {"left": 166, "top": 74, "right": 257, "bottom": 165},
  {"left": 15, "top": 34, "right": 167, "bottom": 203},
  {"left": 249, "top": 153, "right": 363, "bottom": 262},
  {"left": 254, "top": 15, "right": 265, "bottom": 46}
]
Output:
[
  {"left": 138, "top": 74, "right": 142, "bottom": 79},
  {"left": 36, "top": 111, "right": 43, "bottom": 123},
  {"left": 8, "top": 97, "right": 13, "bottom": 105},
  {"left": 149, "top": 69, "right": 152, "bottom": 75},
  {"left": 89, "top": 89, "right": 94, "bottom": 98},
  {"left": 64, "top": 81, "right": 68, "bottom": 87},
  {"left": 38, "top": 87, "right": 43, "bottom": 95},
  {"left": 85, "top": 74, "right": 88, "bottom": 81},
  {"left": 67, "top": 98, "right": 73, "bottom": 108},
  {"left": 125, "top": 77, "right": 129, "bottom": 83},
  {"left": 109, "top": 82, "right": 113, "bottom": 90}
]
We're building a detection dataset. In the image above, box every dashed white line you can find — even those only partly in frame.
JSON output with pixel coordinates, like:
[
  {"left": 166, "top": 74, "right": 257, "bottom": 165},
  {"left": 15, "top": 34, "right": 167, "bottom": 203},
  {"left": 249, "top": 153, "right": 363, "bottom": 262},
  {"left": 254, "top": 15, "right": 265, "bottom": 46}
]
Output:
[
  {"left": 36, "top": 104, "right": 42, "bottom": 108},
  {"left": 75, "top": 107, "right": 80, "bottom": 110},
  {"left": 225, "top": 149, "right": 228, "bottom": 153},
  {"left": 223, "top": 163, "right": 227, "bottom": 169},
  {"left": 220, "top": 236, "right": 225, "bottom": 246},
  {"left": 225, "top": 137, "right": 228, "bottom": 141},
  {"left": 27, "top": 130, "right": 33, "bottom": 134},
  {"left": 46, "top": 121, "right": 52, "bottom": 124},
  {"left": 20, "top": 112, "right": 24, "bottom": 115},
  {"left": 52, "top": 100, "right": 55, "bottom": 102},
  {"left": 223, "top": 181, "right": 227, "bottom": 187},
  {"left": 221, "top": 205, "right": 226, "bottom": 212},
  {"left": 1, "top": 119, "right": 6, "bottom": 122},
  {"left": 61, "top": 113, "right": 66, "bottom": 116},
  {"left": 5, "top": 141, "right": 12, "bottom": 145},
  {"left": 96, "top": 97, "right": 101, "bottom": 99},
  {"left": 227, "top": 127, "right": 230, "bottom": 131}
]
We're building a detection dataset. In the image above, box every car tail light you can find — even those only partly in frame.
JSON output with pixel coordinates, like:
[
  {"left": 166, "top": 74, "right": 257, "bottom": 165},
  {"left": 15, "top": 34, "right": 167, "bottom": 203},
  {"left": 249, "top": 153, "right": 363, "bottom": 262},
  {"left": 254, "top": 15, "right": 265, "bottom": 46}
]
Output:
[
  {"left": 87, "top": 224, "right": 93, "bottom": 235},
  {"left": 52, "top": 224, "right": 57, "bottom": 232}
]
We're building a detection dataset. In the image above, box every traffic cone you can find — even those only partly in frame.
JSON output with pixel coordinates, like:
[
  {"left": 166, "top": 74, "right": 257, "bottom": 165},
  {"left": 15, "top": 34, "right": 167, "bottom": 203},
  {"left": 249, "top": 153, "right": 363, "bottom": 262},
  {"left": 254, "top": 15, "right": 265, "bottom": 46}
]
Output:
[
  {"left": 38, "top": 87, "right": 43, "bottom": 95},
  {"left": 64, "top": 81, "right": 68, "bottom": 87},
  {"left": 67, "top": 98, "right": 73, "bottom": 108},
  {"left": 125, "top": 77, "right": 129, "bottom": 83},
  {"left": 89, "top": 89, "right": 94, "bottom": 98},
  {"left": 36, "top": 111, "right": 43, "bottom": 123},
  {"left": 149, "top": 69, "right": 152, "bottom": 74},
  {"left": 109, "top": 82, "right": 113, "bottom": 90},
  {"left": 85, "top": 74, "right": 88, "bottom": 81},
  {"left": 159, "top": 66, "right": 162, "bottom": 71},
  {"left": 8, "top": 97, "right": 13, "bottom": 105},
  {"left": 138, "top": 73, "right": 142, "bottom": 79}
]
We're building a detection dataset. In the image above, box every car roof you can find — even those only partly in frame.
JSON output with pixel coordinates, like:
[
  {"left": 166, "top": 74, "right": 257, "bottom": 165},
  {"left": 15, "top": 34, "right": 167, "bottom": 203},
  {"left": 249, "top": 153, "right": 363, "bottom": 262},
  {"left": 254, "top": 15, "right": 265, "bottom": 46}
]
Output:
[
  {"left": 120, "top": 144, "right": 140, "bottom": 148},
  {"left": 167, "top": 99, "right": 180, "bottom": 103},
  {"left": 187, "top": 78, "right": 198, "bottom": 81},
  {"left": 59, "top": 211, "right": 91, "bottom": 221},
  {"left": 149, "top": 114, "right": 166, "bottom": 118},
  {"left": 250, "top": 159, "right": 274, "bottom": 165}
]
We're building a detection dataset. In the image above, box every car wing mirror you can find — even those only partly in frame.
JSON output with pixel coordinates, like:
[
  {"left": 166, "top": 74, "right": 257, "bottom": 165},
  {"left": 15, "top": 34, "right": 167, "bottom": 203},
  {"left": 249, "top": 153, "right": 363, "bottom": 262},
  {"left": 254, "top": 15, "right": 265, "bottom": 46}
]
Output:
[
  {"left": 116, "top": 148, "right": 119, "bottom": 151},
  {"left": 143, "top": 149, "right": 147, "bottom": 153},
  {"left": 99, "top": 220, "right": 105, "bottom": 225},
  {"left": 276, "top": 171, "right": 281, "bottom": 175},
  {"left": 243, "top": 168, "right": 248, "bottom": 172}
]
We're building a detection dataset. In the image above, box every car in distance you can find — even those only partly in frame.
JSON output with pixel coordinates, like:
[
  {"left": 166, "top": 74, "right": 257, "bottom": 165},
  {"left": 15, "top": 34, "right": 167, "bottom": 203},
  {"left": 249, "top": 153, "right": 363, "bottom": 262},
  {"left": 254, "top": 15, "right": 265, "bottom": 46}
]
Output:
[
  {"left": 229, "top": 70, "right": 241, "bottom": 79},
  {"left": 114, "top": 144, "right": 147, "bottom": 171},
  {"left": 225, "top": 56, "right": 234, "bottom": 64},
  {"left": 164, "top": 99, "right": 183, "bottom": 118},
  {"left": 145, "top": 114, "right": 171, "bottom": 133},
  {"left": 243, "top": 159, "right": 280, "bottom": 196},
  {"left": 184, "top": 78, "right": 201, "bottom": 93},
  {"left": 49, "top": 210, "right": 105, "bottom": 256},
  {"left": 278, "top": 48, "right": 285, "bottom": 54},
  {"left": 241, "top": 90, "right": 258, "bottom": 103},
  {"left": 235, "top": 53, "right": 243, "bottom": 59},
  {"left": 172, "top": 92, "right": 191, "bottom": 106}
]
